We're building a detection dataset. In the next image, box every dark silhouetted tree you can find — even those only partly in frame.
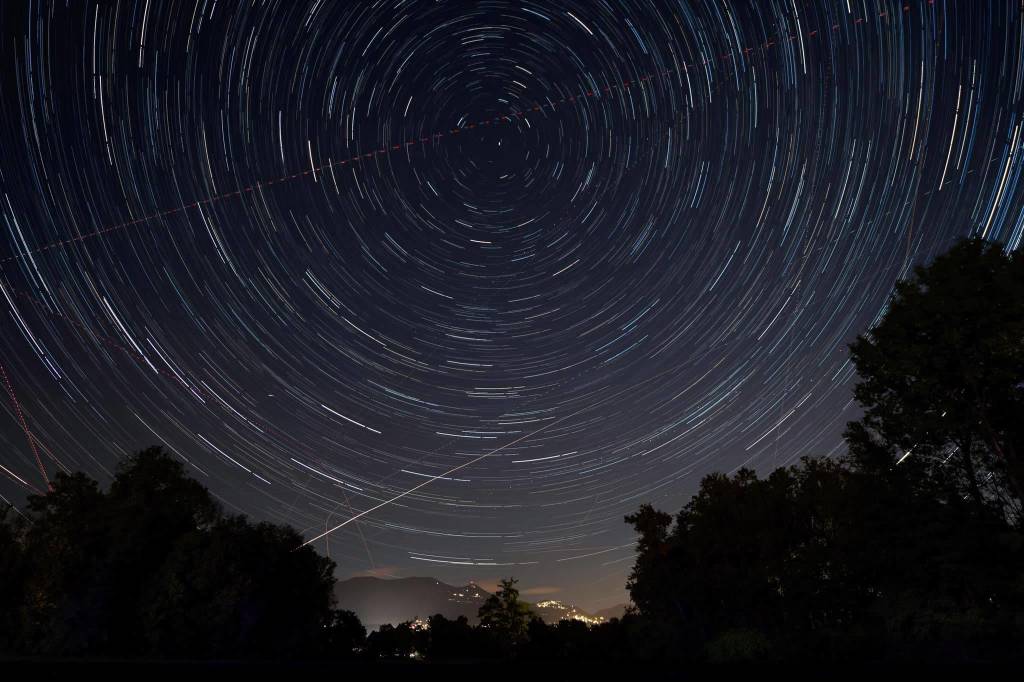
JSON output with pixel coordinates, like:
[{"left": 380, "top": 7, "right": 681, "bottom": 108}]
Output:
[
  {"left": 325, "top": 608, "right": 367, "bottom": 658},
  {"left": 365, "top": 621, "right": 417, "bottom": 659},
  {"left": 0, "top": 505, "right": 27, "bottom": 652},
  {"left": 478, "top": 577, "right": 532, "bottom": 656},
  {"left": 625, "top": 456, "right": 1024, "bottom": 661},
  {"left": 141, "top": 516, "right": 335, "bottom": 658},
  {"left": 102, "top": 447, "right": 223, "bottom": 652},
  {"left": 846, "top": 238, "right": 1024, "bottom": 520},
  {"left": 422, "top": 614, "right": 491, "bottom": 660},
  {"left": 0, "top": 446, "right": 349, "bottom": 659},
  {"left": 16, "top": 471, "right": 110, "bottom": 654},
  {"left": 626, "top": 460, "right": 866, "bottom": 660},
  {"left": 520, "top": 617, "right": 593, "bottom": 660}
]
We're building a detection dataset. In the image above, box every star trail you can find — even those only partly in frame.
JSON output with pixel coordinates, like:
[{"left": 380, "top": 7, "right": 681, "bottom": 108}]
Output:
[{"left": 2, "top": 0, "right": 1024, "bottom": 611}]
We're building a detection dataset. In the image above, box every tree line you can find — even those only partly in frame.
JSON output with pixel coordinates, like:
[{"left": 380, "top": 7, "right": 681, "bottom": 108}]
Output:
[{"left": 2, "top": 238, "right": 1022, "bottom": 662}]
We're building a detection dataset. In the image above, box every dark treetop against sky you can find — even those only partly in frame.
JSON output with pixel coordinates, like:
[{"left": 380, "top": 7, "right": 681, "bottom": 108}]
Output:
[{"left": 2, "top": 0, "right": 1023, "bottom": 611}]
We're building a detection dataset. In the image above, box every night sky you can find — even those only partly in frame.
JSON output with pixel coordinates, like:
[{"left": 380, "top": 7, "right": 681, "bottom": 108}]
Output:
[{"left": 2, "top": 0, "right": 1023, "bottom": 612}]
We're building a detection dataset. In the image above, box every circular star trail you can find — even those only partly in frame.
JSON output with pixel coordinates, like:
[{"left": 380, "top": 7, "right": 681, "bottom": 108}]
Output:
[{"left": 2, "top": 0, "right": 1024, "bottom": 609}]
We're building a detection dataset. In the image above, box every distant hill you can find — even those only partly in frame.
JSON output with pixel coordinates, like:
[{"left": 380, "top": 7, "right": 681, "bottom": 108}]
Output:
[
  {"left": 594, "top": 603, "right": 630, "bottom": 621},
  {"left": 530, "top": 599, "right": 604, "bottom": 625},
  {"left": 333, "top": 576, "right": 487, "bottom": 628},
  {"left": 334, "top": 576, "right": 605, "bottom": 628}
]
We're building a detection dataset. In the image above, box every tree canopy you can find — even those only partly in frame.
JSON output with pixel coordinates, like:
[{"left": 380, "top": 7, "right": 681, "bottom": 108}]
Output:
[
  {"left": 847, "top": 238, "right": 1024, "bottom": 519},
  {"left": 0, "top": 446, "right": 359, "bottom": 659},
  {"left": 625, "top": 457, "right": 1024, "bottom": 661},
  {"left": 623, "top": 238, "right": 1024, "bottom": 661},
  {"left": 477, "top": 577, "right": 533, "bottom": 656}
]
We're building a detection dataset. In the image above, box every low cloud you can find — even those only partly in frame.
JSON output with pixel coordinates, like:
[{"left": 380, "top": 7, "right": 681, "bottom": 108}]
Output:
[
  {"left": 522, "top": 586, "right": 561, "bottom": 596},
  {"left": 348, "top": 566, "right": 402, "bottom": 579},
  {"left": 473, "top": 579, "right": 500, "bottom": 593}
]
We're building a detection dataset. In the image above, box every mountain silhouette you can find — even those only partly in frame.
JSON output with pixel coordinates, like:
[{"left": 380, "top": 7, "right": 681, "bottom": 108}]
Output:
[{"left": 594, "top": 604, "right": 630, "bottom": 621}]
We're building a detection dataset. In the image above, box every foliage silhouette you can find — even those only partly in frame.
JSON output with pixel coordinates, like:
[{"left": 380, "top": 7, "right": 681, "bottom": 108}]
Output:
[
  {"left": 325, "top": 609, "right": 367, "bottom": 658},
  {"left": 422, "top": 614, "right": 493, "bottom": 660},
  {"left": 846, "top": 238, "right": 1024, "bottom": 521},
  {"left": 364, "top": 621, "right": 418, "bottom": 659},
  {"left": 0, "top": 446, "right": 359, "bottom": 660},
  {"left": 623, "top": 239, "right": 1024, "bottom": 662},
  {"left": 477, "top": 577, "right": 533, "bottom": 656},
  {"left": 626, "top": 457, "right": 1024, "bottom": 661}
]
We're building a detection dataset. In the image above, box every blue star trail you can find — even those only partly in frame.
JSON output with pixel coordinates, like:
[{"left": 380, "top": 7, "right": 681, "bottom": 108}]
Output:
[{"left": 2, "top": 0, "right": 1023, "bottom": 611}]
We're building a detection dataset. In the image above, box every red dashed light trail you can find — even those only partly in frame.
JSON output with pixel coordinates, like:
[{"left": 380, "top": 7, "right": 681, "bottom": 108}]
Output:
[{"left": 2, "top": 3, "right": 923, "bottom": 267}]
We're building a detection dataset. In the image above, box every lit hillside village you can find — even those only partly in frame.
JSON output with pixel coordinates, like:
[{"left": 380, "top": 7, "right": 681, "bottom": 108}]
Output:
[
  {"left": 533, "top": 600, "right": 606, "bottom": 626},
  {"left": 444, "top": 584, "right": 606, "bottom": 626},
  {"left": 409, "top": 597, "right": 604, "bottom": 633},
  {"left": 399, "top": 582, "right": 608, "bottom": 633}
]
